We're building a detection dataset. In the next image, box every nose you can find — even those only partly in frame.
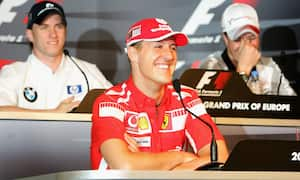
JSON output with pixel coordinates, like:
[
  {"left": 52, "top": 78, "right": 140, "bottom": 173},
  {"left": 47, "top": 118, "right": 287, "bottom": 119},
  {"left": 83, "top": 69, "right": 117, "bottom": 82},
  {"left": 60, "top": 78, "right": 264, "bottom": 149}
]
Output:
[
  {"left": 162, "top": 46, "right": 176, "bottom": 61},
  {"left": 49, "top": 27, "right": 57, "bottom": 38}
]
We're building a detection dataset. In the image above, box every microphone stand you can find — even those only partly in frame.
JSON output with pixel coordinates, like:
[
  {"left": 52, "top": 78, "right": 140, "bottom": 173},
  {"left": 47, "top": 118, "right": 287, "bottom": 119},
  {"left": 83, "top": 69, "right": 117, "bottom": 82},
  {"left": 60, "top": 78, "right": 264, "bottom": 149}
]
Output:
[
  {"left": 64, "top": 49, "right": 90, "bottom": 92},
  {"left": 173, "top": 79, "right": 221, "bottom": 170}
]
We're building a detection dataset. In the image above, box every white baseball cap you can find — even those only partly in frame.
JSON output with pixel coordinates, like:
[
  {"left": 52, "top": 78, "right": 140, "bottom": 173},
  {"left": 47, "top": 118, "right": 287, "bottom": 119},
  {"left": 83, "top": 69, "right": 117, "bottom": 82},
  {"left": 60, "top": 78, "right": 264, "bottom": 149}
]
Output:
[{"left": 221, "top": 3, "right": 260, "bottom": 40}]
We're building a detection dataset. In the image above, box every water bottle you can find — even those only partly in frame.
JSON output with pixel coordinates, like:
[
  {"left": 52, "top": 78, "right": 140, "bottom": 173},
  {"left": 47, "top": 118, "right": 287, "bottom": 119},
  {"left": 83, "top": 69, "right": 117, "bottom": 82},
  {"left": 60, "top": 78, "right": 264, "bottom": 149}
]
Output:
[{"left": 247, "top": 70, "right": 263, "bottom": 94}]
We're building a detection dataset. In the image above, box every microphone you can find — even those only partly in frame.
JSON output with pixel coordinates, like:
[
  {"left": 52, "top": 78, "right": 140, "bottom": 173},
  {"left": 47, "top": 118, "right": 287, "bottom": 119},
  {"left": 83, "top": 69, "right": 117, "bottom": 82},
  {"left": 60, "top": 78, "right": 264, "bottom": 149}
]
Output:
[
  {"left": 172, "top": 79, "right": 220, "bottom": 169},
  {"left": 64, "top": 49, "right": 90, "bottom": 92}
]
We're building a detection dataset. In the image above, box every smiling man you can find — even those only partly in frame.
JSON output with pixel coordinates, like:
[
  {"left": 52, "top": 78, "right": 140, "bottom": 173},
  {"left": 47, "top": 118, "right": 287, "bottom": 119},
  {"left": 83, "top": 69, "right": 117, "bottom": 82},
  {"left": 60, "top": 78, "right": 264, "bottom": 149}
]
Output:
[
  {"left": 0, "top": 1, "right": 112, "bottom": 112},
  {"left": 91, "top": 18, "right": 228, "bottom": 171},
  {"left": 200, "top": 3, "right": 296, "bottom": 96}
]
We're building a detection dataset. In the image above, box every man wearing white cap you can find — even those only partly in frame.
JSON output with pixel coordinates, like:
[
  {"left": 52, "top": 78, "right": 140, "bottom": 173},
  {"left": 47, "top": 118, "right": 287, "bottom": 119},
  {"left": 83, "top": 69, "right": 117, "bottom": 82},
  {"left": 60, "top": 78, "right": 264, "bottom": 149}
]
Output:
[
  {"left": 91, "top": 18, "right": 228, "bottom": 170},
  {"left": 201, "top": 3, "right": 296, "bottom": 96},
  {"left": 0, "top": 1, "right": 112, "bottom": 112}
]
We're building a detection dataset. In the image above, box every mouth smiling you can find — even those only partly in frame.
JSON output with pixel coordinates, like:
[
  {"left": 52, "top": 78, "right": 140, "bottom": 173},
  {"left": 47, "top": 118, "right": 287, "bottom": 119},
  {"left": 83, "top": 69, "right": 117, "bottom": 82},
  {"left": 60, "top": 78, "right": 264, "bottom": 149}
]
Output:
[
  {"left": 48, "top": 41, "right": 58, "bottom": 45},
  {"left": 156, "top": 64, "right": 170, "bottom": 69}
]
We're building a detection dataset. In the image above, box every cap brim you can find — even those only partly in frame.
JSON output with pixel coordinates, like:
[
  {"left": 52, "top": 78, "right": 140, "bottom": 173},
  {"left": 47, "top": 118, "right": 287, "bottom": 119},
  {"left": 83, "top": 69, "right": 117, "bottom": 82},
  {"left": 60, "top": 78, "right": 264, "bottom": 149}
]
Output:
[
  {"left": 227, "top": 25, "right": 259, "bottom": 40},
  {"left": 27, "top": 10, "right": 66, "bottom": 29},
  {"left": 127, "top": 31, "right": 189, "bottom": 46}
]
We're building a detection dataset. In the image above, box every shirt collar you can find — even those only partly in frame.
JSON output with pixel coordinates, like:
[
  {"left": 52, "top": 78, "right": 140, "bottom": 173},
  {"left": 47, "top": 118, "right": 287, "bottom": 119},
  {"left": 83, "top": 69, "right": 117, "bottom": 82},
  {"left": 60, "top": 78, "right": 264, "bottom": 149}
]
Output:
[
  {"left": 222, "top": 49, "right": 236, "bottom": 71},
  {"left": 126, "top": 76, "right": 170, "bottom": 108},
  {"left": 29, "top": 53, "right": 66, "bottom": 74}
]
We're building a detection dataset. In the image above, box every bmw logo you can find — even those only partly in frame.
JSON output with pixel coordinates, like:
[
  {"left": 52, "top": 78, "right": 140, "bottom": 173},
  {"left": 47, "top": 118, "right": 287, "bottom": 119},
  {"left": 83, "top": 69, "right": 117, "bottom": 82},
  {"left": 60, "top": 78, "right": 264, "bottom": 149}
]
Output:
[{"left": 23, "top": 87, "right": 38, "bottom": 103}]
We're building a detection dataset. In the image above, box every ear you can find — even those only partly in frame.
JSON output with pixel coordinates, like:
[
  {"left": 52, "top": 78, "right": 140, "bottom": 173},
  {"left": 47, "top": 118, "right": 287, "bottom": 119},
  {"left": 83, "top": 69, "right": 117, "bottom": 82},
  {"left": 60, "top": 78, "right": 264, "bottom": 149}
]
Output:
[
  {"left": 127, "top": 46, "right": 139, "bottom": 64},
  {"left": 26, "top": 29, "right": 33, "bottom": 43},
  {"left": 222, "top": 33, "right": 229, "bottom": 46}
]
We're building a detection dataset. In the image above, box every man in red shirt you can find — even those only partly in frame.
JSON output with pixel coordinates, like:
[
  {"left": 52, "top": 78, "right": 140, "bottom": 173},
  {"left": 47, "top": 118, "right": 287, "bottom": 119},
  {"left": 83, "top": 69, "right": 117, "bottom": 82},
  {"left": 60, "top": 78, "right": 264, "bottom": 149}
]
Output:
[{"left": 91, "top": 18, "right": 228, "bottom": 170}]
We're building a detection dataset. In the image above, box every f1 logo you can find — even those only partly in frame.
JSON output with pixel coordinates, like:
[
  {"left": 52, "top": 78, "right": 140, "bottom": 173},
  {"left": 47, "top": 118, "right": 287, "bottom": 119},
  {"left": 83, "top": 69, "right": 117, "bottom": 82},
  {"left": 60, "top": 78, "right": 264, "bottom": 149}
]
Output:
[
  {"left": 196, "top": 71, "right": 217, "bottom": 89},
  {"left": 0, "top": 0, "right": 28, "bottom": 27},
  {"left": 196, "top": 71, "right": 232, "bottom": 90},
  {"left": 181, "top": 0, "right": 226, "bottom": 35}
]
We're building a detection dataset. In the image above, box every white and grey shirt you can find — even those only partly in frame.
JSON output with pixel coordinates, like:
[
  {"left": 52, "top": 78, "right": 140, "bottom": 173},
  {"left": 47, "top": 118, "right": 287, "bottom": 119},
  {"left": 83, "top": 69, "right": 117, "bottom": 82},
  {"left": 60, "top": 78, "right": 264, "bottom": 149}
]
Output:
[{"left": 200, "top": 50, "right": 296, "bottom": 96}]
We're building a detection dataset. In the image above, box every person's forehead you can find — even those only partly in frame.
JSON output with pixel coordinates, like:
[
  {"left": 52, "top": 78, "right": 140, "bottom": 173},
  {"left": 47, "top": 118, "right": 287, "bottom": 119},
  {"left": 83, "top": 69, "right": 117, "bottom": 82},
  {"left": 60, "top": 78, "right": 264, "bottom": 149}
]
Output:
[
  {"left": 163, "top": 37, "right": 176, "bottom": 41},
  {"left": 240, "top": 32, "right": 258, "bottom": 38},
  {"left": 43, "top": 13, "right": 64, "bottom": 22},
  {"left": 149, "top": 37, "right": 176, "bottom": 44}
]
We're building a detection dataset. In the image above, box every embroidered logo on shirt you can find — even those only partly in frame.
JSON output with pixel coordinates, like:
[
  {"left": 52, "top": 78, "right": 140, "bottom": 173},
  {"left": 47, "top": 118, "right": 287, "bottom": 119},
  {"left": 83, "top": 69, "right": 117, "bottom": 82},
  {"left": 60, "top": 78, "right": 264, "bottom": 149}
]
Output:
[
  {"left": 23, "top": 87, "right": 37, "bottom": 103},
  {"left": 161, "top": 114, "right": 170, "bottom": 129},
  {"left": 138, "top": 116, "right": 149, "bottom": 130},
  {"left": 67, "top": 85, "right": 82, "bottom": 95},
  {"left": 126, "top": 112, "right": 152, "bottom": 134},
  {"left": 160, "top": 109, "right": 187, "bottom": 132}
]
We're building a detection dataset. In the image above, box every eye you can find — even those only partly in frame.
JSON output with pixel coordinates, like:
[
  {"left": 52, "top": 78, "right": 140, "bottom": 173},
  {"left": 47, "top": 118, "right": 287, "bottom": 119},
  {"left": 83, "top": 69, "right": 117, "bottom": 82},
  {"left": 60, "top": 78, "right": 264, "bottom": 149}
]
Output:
[
  {"left": 170, "top": 45, "right": 177, "bottom": 51},
  {"left": 39, "top": 24, "right": 48, "bottom": 30},
  {"left": 154, "top": 44, "right": 163, "bottom": 48},
  {"left": 247, "top": 35, "right": 257, "bottom": 41},
  {"left": 234, "top": 37, "right": 242, "bottom": 42},
  {"left": 56, "top": 23, "right": 65, "bottom": 29}
]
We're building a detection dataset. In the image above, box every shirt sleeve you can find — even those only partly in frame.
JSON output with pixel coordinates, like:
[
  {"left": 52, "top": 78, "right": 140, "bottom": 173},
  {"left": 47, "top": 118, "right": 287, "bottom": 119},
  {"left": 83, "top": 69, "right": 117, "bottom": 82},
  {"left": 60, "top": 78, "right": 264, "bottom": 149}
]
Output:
[
  {"left": 77, "top": 59, "right": 113, "bottom": 89},
  {"left": 0, "top": 65, "right": 19, "bottom": 105},
  {"left": 186, "top": 113, "right": 224, "bottom": 153},
  {"left": 183, "top": 89, "right": 224, "bottom": 153},
  {"left": 90, "top": 95, "right": 125, "bottom": 169}
]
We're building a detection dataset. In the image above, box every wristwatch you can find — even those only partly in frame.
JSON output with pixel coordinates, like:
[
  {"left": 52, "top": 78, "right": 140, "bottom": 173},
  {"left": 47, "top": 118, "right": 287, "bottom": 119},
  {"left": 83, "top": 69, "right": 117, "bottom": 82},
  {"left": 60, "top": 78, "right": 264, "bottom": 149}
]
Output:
[{"left": 239, "top": 72, "right": 249, "bottom": 82}]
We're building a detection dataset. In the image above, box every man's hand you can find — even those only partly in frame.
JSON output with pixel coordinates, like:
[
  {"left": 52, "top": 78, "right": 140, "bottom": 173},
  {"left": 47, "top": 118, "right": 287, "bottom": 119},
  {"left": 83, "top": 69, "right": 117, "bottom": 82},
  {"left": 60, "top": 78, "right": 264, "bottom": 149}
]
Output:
[
  {"left": 54, "top": 96, "right": 80, "bottom": 113},
  {"left": 124, "top": 133, "right": 140, "bottom": 152},
  {"left": 235, "top": 37, "right": 261, "bottom": 75},
  {"left": 172, "top": 156, "right": 208, "bottom": 170},
  {"left": 123, "top": 133, "right": 200, "bottom": 170}
]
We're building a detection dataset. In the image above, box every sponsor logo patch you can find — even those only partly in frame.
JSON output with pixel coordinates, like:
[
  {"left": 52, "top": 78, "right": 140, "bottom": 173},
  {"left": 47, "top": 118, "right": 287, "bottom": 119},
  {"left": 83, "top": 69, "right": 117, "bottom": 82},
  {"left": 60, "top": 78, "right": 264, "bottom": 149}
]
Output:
[
  {"left": 161, "top": 114, "right": 170, "bottom": 129},
  {"left": 125, "top": 112, "right": 152, "bottom": 134},
  {"left": 23, "top": 87, "right": 37, "bottom": 102},
  {"left": 67, "top": 85, "right": 82, "bottom": 95}
]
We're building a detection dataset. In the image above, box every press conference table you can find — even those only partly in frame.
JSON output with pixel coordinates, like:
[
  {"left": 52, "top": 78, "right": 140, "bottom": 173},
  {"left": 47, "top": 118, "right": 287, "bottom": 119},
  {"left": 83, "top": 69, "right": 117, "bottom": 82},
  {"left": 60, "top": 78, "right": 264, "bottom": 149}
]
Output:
[
  {"left": 17, "top": 169, "right": 300, "bottom": 180},
  {"left": 1, "top": 111, "right": 300, "bottom": 126},
  {"left": 1, "top": 111, "right": 300, "bottom": 179}
]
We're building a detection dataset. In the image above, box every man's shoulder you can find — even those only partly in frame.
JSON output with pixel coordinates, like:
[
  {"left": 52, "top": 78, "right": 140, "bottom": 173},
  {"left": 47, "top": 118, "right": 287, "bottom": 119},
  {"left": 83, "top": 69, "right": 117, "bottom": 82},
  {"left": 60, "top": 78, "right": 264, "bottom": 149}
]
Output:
[
  {"left": 71, "top": 57, "right": 97, "bottom": 67},
  {"left": 200, "top": 51, "right": 226, "bottom": 69},
  {"left": 180, "top": 84, "right": 197, "bottom": 93},
  {"left": 0, "top": 61, "right": 27, "bottom": 75},
  {"left": 260, "top": 56, "right": 276, "bottom": 64},
  {"left": 66, "top": 56, "right": 103, "bottom": 74},
  {"left": 259, "top": 56, "right": 281, "bottom": 69},
  {"left": 169, "top": 84, "right": 198, "bottom": 101},
  {"left": 95, "top": 82, "right": 127, "bottom": 102}
]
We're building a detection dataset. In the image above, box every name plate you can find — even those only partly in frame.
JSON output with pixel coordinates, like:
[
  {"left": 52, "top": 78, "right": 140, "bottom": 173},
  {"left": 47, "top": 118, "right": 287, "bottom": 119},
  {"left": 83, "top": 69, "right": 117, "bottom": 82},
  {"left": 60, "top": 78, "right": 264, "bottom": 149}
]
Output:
[{"left": 180, "top": 69, "right": 300, "bottom": 119}]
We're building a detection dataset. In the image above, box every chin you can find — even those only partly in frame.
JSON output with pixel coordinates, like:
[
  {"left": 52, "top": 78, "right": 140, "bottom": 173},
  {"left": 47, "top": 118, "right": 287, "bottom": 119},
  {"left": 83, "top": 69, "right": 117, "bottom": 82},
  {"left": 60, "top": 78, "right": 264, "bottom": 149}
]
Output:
[{"left": 157, "top": 77, "right": 172, "bottom": 85}]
